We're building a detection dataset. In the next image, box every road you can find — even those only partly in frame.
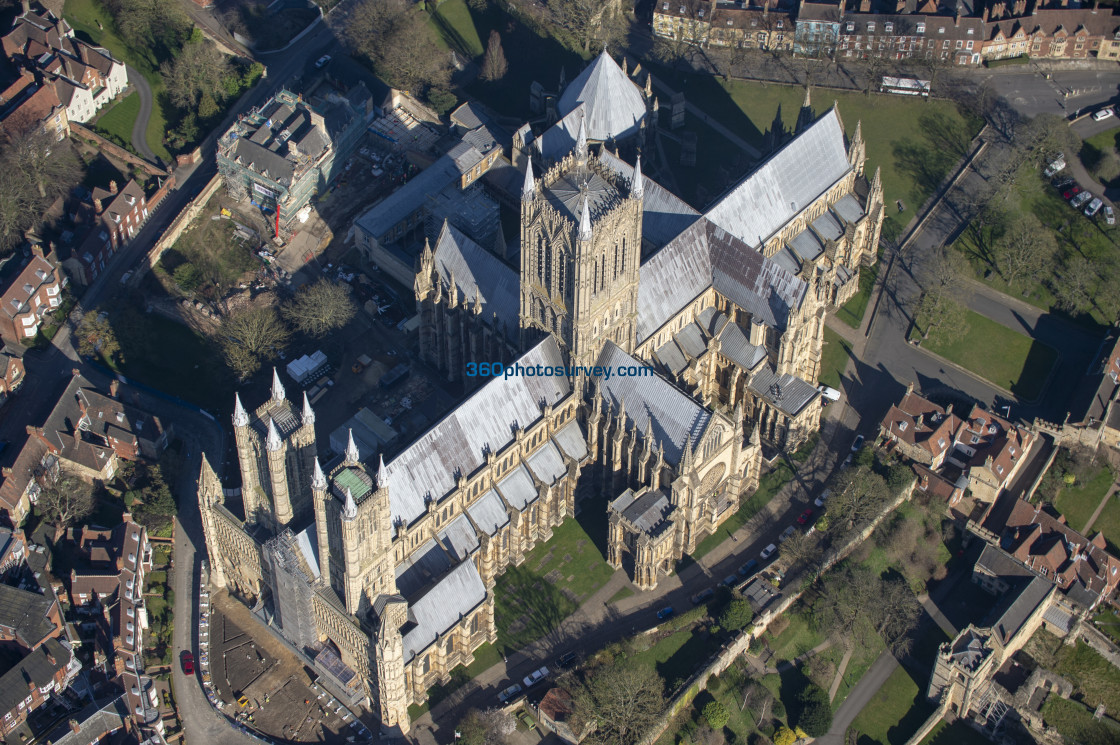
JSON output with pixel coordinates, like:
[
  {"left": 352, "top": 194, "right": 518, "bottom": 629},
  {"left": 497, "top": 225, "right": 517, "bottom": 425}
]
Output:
[
  {"left": 125, "top": 66, "right": 157, "bottom": 165},
  {"left": 985, "top": 64, "right": 1118, "bottom": 119}
]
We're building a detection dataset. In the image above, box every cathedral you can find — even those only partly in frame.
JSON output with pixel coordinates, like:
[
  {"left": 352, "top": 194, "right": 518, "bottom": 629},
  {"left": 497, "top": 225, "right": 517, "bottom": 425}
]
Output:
[{"left": 198, "top": 53, "right": 884, "bottom": 737}]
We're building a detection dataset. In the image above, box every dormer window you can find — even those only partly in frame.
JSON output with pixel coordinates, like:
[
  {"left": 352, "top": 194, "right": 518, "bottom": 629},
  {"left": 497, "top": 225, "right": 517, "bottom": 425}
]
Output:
[
  {"left": 776, "top": 19, "right": 783, "bottom": 28},
  {"left": 884, "top": 22, "right": 893, "bottom": 32},
  {"left": 938, "top": 437, "right": 946, "bottom": 448},
  {"left": 967, "top": 28, "right": 974, "bottom": 35},
  {"left": 35, "top": 269, "right": 47, "bottom": 281},
  {"left": 868, "top": 22, "right": 875, "bottom": 32},
  {"left": 996, "top": 464, "right": 1004, "bottom": 475},
  {"left": 938, "top": 26, "right": 945, "bottom": 33},
  {"left": 917, "top": 22, "right": 926, "bottom": 33},
  {"left": 698, "top": 7, "right": 704, "bottom": 16},
  {"left": 899, "top": 421, "right": 908, "bottom": 431},
  {"left": 846, "top": 22, "right": 854, "bottom": 31},
  {"left": 663, "top": 2, "right": 669, "bottom": 9},
  {"left": 679, "top": 4, "right": 685, "bottom": 11},
  {"left": 727, "top": 19, "right": 733, "bottom": 25}
]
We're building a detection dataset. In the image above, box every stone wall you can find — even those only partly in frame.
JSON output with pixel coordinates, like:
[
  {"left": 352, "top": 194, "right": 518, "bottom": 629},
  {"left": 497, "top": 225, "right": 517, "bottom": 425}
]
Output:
[
  {"left": 70, "top": 122, "right": 168, "bottom": 174},
  {"left": 133, "top": 173, "right": 224, "bottom": 282}
]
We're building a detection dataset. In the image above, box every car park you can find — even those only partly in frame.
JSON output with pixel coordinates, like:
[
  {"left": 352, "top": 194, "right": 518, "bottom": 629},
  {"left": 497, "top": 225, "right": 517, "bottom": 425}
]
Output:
[
  {"left": 1064, "top": 185, "right": 1082, "bottom": 200},
  {"left": 1072, "top": 191, "right": 1093, "bottom": 208},
  {"left": 779, "top": 525, "right": 797, "bottom": 542},
  {"left": 498, "top": 683, "right": 523, "bottom": 703},
  {"left": 1085, "top": 198, "right": 1103, "bottom": 218},
  {"left": 814, "top": 489, "right": 832, "bottom": 508},
  {"left": 522, "top": 666, "right": 550, "bottom": 689},
  {"left": 1092, "top": 107, "right": 1115, "bottom": 121},
  {"left": 691, "top": 588, "right": 715, "bottom": 605},
  {"left": 738, "top": 559, "right": 759, "bottom": 577},
  {"left": 760, "top": 543, "right": 777, "bottom": 560},
  {"left": 657, "top": 606, "right": 675, "bottom": 620},
  {"left": 180, "top": 651, "right": 194, "bottom": 675},
  {"left": 851, "top": 434, "right": 865, "bottom": 452},
  {"left": 555, "top": 652, "right": 577, "bottom": 669},
  {"left": 1105, "top": 205, "right": 1116, "bottom": 225},
  {"left": 797, "top": 508, "right": 815, "bottom": 525}
]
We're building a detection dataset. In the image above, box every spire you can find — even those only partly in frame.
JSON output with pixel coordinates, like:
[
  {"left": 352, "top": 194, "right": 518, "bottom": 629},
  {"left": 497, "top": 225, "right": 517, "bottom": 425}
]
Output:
[
  {"left": 631, "top": 155, "right": 644, "bottom": 200},
  {"left": 621, "top": 56, "right": 628, "bottom": 77},
  {"left": 233, "top": 393, "right": 249, "bottom": 428},
  {"left": 420, "top": 236, "right": 432, "bottom": 263},
  {"left": 852, "top": 119, "right": 862, "bottom": 146},
  {"left": 377, "top": 453, "right": 387, "bottom": 489},
  {"left": 575, "top": 114, "right": 587, "bottom": 161},
  {"left": 578, "top": 198, "right": 592, "bottom": 241},
  {"left": 271, "top": 368, "right": 286, "bottom": 402},
  {"left": 750, "top": 424, "right": 761, "bottom": 446},
  {"left": 644, "top": 417, "right": 654, "bottom": 454},
  {"left": 312, "top": 457, "right": 326, "bottom": 491},
  {"left": 871, "top": 165, "right": 882, "bottom": 195},
  {"left": 342, "top": 488, "right": 357, "bottom": 520},
  {"left": 302, "top": 391, "right": 315, "bottom": 426},
  {"left": 472, "top": 292, "right": 482, "bottom": 315},
  {"left": 645, "top": 72, "right": 652, "bottom": 97},
  {"left": 522, "top": 154, "right": 536, "bottom": 200},
  {"left": 345, "top": 428, "right": 360, "bottom": 464},
  {"left": 266, "top": 417, "right": 282, "bottom": 452}
]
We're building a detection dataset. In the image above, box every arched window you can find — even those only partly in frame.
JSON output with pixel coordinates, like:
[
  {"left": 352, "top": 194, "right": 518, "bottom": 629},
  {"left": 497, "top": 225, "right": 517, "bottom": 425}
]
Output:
[
  {"left": 621, "top": 239, "right": 626, "bottom": 273},
  {"left": 557, "top": 259, "right": 565, "bottom": 298},
  {"left": 545, "top": 244, "right": 552, "bottom": 291},
  {"left": 537, "top": 236, "right": 545, "bottom": 285}
]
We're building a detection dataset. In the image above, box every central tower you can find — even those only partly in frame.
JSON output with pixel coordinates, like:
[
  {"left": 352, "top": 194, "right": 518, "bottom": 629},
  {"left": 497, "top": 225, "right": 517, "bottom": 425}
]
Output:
[{"left": 519, "top": 121, "right": 644, "bottom": 373}]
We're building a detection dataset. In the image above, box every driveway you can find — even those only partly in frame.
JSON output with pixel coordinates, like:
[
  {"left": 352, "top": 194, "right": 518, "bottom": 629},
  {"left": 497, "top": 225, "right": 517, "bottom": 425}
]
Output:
[{"left": 126, "top": 66, "right": 157, "bottom": 165}]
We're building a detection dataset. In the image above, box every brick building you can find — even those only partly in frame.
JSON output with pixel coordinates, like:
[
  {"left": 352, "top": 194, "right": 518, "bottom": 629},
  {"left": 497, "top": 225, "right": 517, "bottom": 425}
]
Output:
[{"left": 0, "top": 246, "right": 63, "bottom": 343}]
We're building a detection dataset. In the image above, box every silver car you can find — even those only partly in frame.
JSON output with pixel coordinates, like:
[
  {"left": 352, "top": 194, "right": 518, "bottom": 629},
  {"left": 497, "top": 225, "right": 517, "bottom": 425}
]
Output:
[
  {"left": 1072, "top": 191, "right": 1093, "bottom": 209},
  {"left": 1085, "top": 198, "right": 1103, "bottom": 218},
  {"left": 1105, "top": 205, "right": 1116, "bottom": 225}
]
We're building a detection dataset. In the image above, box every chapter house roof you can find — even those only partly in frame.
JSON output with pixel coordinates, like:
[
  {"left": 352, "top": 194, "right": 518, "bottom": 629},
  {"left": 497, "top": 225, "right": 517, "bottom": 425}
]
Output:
[{"left": 557, "top": 52, "right": 646, "bottom": 144}]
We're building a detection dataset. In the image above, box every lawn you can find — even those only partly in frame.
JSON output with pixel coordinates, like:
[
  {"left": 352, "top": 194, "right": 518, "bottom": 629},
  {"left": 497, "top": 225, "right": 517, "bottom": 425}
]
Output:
[
  {"left": 692, "top": 460, "right": 794, "bottom": 560},
  {"left": 820, "top": 325, "right": 854, "bottom": 391},
  {"left": 429, "top": 0, "right": 484, "bottom": 57},
  {"left": 92, "top": 92, "right": 140, "bottom": 148},
  {"left": 1083, "top": 491, "right": 1120, "bottom": 553},
  {"left": 847, "top": 665, "right": 935, "bottom": 745},
  {"left": 1027, "top": 630, "right": 1120, "bottom": 715},
  {"left": 910, "top": 309, "right": 1057, "bottom": 401},
  {"left": 692, "top": 77, "right": 982, "bottom": 234},
  {"left": 1052, "top": 465, "right": 1115, "bottom": 534},
  {"left": 766, "top": 609, "right": 824, "bottom": 662},
  {"left": 630, "top": 626, "right": 722, "bottom": 688},
  {"left": 1093, "top": 608, "right": 1120, "bottom": 645},
  {"left": 918, "top": 718, "right": 998, "bottom": 745},
  {"left": 493, "top": 516, "right": 615, "bottom": 653},
  {"left": 63, "top": 0, "right": 173, "bottom": 162},
  {"left": 1041, "top": 695, "right": 1120, "bottom": 745},
  {"left": 836, "top": 261, "right": 880, "bottom": 329},
  {"left": 608, "top": 586, "right": 634, "bottom": 605}
]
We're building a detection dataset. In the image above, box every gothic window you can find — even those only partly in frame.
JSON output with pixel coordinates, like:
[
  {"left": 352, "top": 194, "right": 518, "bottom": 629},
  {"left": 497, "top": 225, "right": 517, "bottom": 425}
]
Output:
[
  {"left": 594, "top": 259, "right": 599, "bottom": 293},
  {"left": 537, "top": 299, "right": 545, "bottom": 323},
  {"left": 536, "top": 236, "right": 545, "bottom": 285},
  {"left": 621, "top": 239, "right": 627, "bottom": 273},
  {"left": 699, "top": 463, "right": 726, "bottom": 495},
  {"left": 545, "top": 244, "right": 552, "bottom": 291},
  {"left": 557, "top": 258, "right": 565, "bottom": 298},
  {"left": 420, "top": 655, "right": 430, "bottom": 674}
]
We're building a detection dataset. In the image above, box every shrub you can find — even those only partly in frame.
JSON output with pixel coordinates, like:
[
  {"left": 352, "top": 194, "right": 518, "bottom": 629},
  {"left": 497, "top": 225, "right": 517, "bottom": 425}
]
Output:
[
  {"left": 773, "top": 727, "right": 796, "bottom": 745},
  {"left": 703, "top": 700, "right": 730, "bottom": 729},
  {"left": 796, "top": 684, "right": 832, "bottom": 737},
  {"left": 719, "top": 599, "right": 754, "bottom": 632}
]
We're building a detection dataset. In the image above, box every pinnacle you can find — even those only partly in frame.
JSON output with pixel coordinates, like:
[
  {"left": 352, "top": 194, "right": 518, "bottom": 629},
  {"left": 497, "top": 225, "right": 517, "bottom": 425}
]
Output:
[
  {"left": 271, "top": 368, "right": 286, "bottom": 402},
  {"left": 233, "top": 393, "right": 248, "bottom": 427}
]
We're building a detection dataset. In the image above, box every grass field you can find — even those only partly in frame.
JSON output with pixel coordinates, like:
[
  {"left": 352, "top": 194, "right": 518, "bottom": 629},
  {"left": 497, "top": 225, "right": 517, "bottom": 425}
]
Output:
[
  {"left": 1042, "top": 696, "right": 1120, "bottom": 745},
  {"left": 836, "top": 261, "right": 880, "bottom": 329},
  {"left": 1028, "top": 630, "right": 1120, "bottom": 715},
  {"left": 607, "top": 586, "right": 634, "bottom": 605},
  {"left": 918, "top": 718, "right": 997, "bottom": 745},
  {"left": 429, "top": 0, "right": 484, "bottom": 57},
  {"left": 848, "top": 665, "right": 935, "bottom": 745},
  {"left": 911, "top": 310, "right": 1057, "bottom": 401},
  {"left": 631, "top": 627, "right": 723, "bottom": 689},
  {"left": 820, "top": 325, "right": 854, "bottom": 390},
  {"left": 64, "top": 0, "right": 172, "bottom": 161},
  {"left": 92, "top": 92, "right": 140, "bottom": 147},
  {"left": 1053, "top": 465, "right": 1115, "bottom": 534},
  {"left": 1088, "top": 495, "right": 1120, "bottom": 553},
  {"left": 493, "top": 516, "right": 614, "bottom": 652},
  {"left": 766, "top": 609, "right": 824, "bottom": 662}
]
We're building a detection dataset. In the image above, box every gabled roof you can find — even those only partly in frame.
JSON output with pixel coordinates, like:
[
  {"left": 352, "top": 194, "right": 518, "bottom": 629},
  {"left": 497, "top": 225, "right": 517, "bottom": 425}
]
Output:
[
  {"left": 557, "top": 52, "right": 647, "bottom": 144},
  {"left": 0, "top": 582, "right": 57, "bottom": 649},
  {"left": 0, "top": 637, "right": 69, "bottom": 717},
  {"left": 401, "top": 559, "right": 486, "bottom": 664},
  {"left": 705, "top": 108, "right": 851, "bottom": 249},
  {"left": 383, "top": 338, "right": 570, "bottom": 528},
  {"left": 431, "top": 222, "right": 519, "bottom": 341}
]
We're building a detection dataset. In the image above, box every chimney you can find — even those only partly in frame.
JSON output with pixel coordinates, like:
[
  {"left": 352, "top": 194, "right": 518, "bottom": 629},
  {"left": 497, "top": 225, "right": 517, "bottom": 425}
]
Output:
[
  {"left": 30, "top": 243, "right": 44, "bottom": 258},
  {"left": 69, "top": 720, "right": 80, "bottom": 734},
  {"left": 955, "top": 11, "right": 961, "bottom": 25},
  {"left": 45, "top": 649, "right": 56, "bottom": 666},
  {"left": 93, "top": 197, "right": 102, "bottom": 214},
  {"left": 109, "top": 180, "right": 117, "bottom": 195},
  {"left": 946, "top": 403, "right": 954, "bottom": 415},
  {"left": 982, "top": 7, "right": 989, "bottom": 20},
  {"left": 906, "top": 381, "right": 915, "bottom": 395},
  {"left": 109, "top": 380, "right": 119, "bottom": 398}
]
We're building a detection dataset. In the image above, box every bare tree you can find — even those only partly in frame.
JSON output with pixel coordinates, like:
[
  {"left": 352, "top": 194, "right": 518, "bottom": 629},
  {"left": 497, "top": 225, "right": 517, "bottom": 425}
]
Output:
[
  {"left": 76, "top": 310, "right": 122, "bottom": 364},
  {"left": 995, "top": 214, "right": 1057, "bottom": 289},
  {"left": 161, "top": 36, "right": 234, "bottom": 114},
  {"left": 343, "top": 0, "right": 450, "bottom": 93},
  {"left": 283, "top": 280, "right": 357, "bottom": 338},
  {"left": 481, "top": 31, "right": 508, "bottom": 81},
  {"left": 1052, "top": 256, "right": 1098, "bottom": 314},
  {"left": 549, "top": 0, "right": 626, "bottom": 53},
  {"left": 219, "top": 304, "right": 290, "bottom": 379},
  {"left": 5, "top": 128, "right": 82, "bottom": 201},
  {"left": 914, "top": 288, "right": 969, "bottom": 347},
  {"left": 779, "top": 531, "right": 821, "bottom": 576},
  {"left": 38, "top": 476, "right": 95, "bottom": 538},
  {"left": 572, "top": 663, "right": 665, "bottom": 745},
  {"left": 825, "top": 465, "right": 892, "bottom": 533}
]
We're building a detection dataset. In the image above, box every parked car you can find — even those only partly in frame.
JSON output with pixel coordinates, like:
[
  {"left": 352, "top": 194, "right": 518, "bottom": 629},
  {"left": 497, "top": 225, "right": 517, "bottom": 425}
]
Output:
[
  {"left": 722, "top": 574, "right": 739, "bottom": 588},
  {"left": 1043, "top": 154, "right": 1066, "bottom": 178},
  {"left": 814, "top": 489, "right": 832, "bottom": 508},
  {"left": 180, "top": 651, "right": 194, "bottom": 675},
  {"left": 1092, "top": 107, "right": 1115, "bottom": 121},
  {"left": 1105, "top": 205, "right": 1116, "bottom": 225},
  {"left": 555, "top": 652, "right": 577, "bottom": 669},
  {"left": 119, "top": 270, "right": 133, "bottom": 286},
  {"left": 691, "top": 588, "right": 715, "bottom": 605},
  {"left": 498, "top": 683, "right": 522, "bottom": 704},
  {"left": 315, "top": 55, "right": 332, "bottom": 69},
  {"left": 522, "top": 666, "right": 550, "bottom": 689},
  {"left": 1072, "top": 191, "right": 1093, "bottom": 208},
  {"left": 760, "top": 543, "right": 778, "bottom": 560},
  {"left": 1052, "top": 177, "right": 1075, "bottom": 190},
  {"left": 851, "top": 434, "right": 865, "bottom": 452},
  {"left": 817, "top": 385, "right": 841, "bottom": 403},
  {"left": 657, "top": 606, "right": 676, "bottom": 620},
  {"left": 1064, "top": 185, "right": 1082, "bottom": 200},
  {"left": 841, "top": 454, "right": 853, "bottom": 469},
  {"left": 797, "top": 508, "right": 815, "bottom": 525},
  {"left": 1085, "top": 198, "right": 1104, "bottom": 218},
  {"left": 738, "top": 559, "right": 760, "bottom": 577},
  {"left": 779, "top": 525, "right": 797, "bottom": 543}
]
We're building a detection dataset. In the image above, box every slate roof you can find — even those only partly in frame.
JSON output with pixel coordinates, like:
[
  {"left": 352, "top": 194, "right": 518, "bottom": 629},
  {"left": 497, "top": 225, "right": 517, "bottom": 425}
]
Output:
[
  {"left": 989, "top": 576, "right": 1051, "bottom": 645},
  {"left": 599, "top": 150, "right": 700, "bottom": 248},
  {"left": 705, "top": 108, "right": 851, "bottom": 248},
  {"left": 41, "top": 694, "right": 129, "bottom": 745},
  {"left": 655, "top": 339, "right": 687, "bottom": 375},
  {"left": 437, "top": 514, "right": 479, "bottom": 562},
  {"left": 717, "top": 322, "right": 767, "bottom": 371},
  {"left": 383, "top": 338, "right": 569, "bottom": 528},
  {"left": 0, "top": 637, "right": 69, "bottom": 717},
  {"left": 747, "top": 367, "right": 820, "bottom": 418},
  {"left": 612, "top": 488, "right": 673, "bottom": 536},
  {"left": 466, "top": 489, "right": 509, "bottom": 536},
  {"left": 636, "top": 220, "right": 714, "bottom": 341},
  {"left": 557, "top": 52, "right": 646, "bottom": 143},
  {"left": 431, "top": 222, "right": 519, "bottom": 341},
  {"left": 395, "top": 540, "right": 451, "bottom": 599},
  {"left": 401, "top": 559, "right": 486, "bottom": 664},
  {"left": 0, "top": 583, "right": 56, "bottom": 649},
  {"left": 595, "top": 342, "right": 711, "bottom": 464},
  {"left": 789, "top": 229, "right": 824, "bottom": 261},
  {"left": 533, "top": 104, "right": 586, "bottom": 161},
  {"left": 812, "top": 210, "right": 844, "bottom": 241},
  {"left": 355, "top": 155, "right": 461, "bottom": 240}
]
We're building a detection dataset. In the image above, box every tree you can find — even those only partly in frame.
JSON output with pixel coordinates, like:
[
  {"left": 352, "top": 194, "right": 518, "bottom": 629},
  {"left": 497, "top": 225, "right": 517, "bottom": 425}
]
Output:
[
  {"left": 481, "top": 31, "right": 508, "bottom": 81},
  {"left": 76, "top": 310, "right": 122, "bottom": 364},
  {"left": 173, "top": 263, "right": 202, "bottom": 293},
  {"left": 718, "top": 598, "right": 754, "bottom": 632},
  {"left": 161, "top": 36, "right": 234, "bottom": 113},
  {"left": 550, "top": 0, "right": 626, "bottom": 53},
  {"left": 994, "top": 214, "right": 1057, "bottom": 290},
  {"left": 826, "top": 465, "right": 891, "bottom": 533},
  {"left": 1017, "top": 112, "right": 1082, "bottom": 161},
  {"left": 703, "top": 700, "right": 730, "bottom": 729},
  {"left": 1052, "top": 256, "right": 1097, "bottom": 314},
  {"left": 913, "top": 288, "right": 969, "bottom": 347},
  {"left": 283, "top": 280, "right": 357, "bottom": 338},
  {"left": 6, "top": 128, "right": 83, "bottom": 201},
  {"left": 573, "top": 663, "right": 665, "bottom": 745},
  {"left": 37, "top": 476, "right": 95, "bottom": 537},
  {"left": 457, "top": 707, "right": 516, "bottom": 745},
  {"left": 796, "top": 684, "right": 832, "bottom": 737},
  {"left": 779, "top": 531, "right": 821, "bottom": 575},
  {"left": 219, "top": 304, "right": 290, "bottom": 379},
  {"left": 343, "top": 0, "right": 450, "bottom": 93},
  {"left": 773, "top": 726, "right": 808, "bottom": 745}
]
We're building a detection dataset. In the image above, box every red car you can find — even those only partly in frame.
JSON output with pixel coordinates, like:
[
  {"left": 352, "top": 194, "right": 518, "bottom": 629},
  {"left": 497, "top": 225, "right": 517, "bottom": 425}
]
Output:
[
  {"left": 180, "top": 650, "right": 194, "bottom": 675},
  {"left": 1063, "top": 186, "right": 1082, "bottom": 200},
  {"left": 797, "top": 508, "right": 815, "bottom": 525}
]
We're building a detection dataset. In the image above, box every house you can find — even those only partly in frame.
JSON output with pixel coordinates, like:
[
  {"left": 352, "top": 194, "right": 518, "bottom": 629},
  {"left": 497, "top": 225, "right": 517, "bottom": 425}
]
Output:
[
  {"left": 64, "top": 179, "right": 157, "bottom": 286},
  {"left": 0, "top": 245, "right": 63, "bottom": 343},
  {"left": 879, "top": 386, "right": 962, "bottom": 468},
  {"left": 0, "top": 70, "right": 68, "bottom": 140},
  {"left": 0, "top": 581, "right": 63, "bottom": 654},
  {"left": 40, "top": 694, "right": 133, "bottom": 745},
  {"left": 28, "top": 372, "right": 171, "bottom": 482},
  {"left": 0, "top": 344, "right": 26, "bottom": 407},
  {"left": 0, "top": 637, "right": 79, "bottom": 737},
  {"left": 653, "top": 0, "right": 798, "bottom": 52},
  {"left": 536, "top": 687, "right": 581, "bottom": 743},
  {"left": 0, "top": 436, "right": 53, "bottom": 527}
]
